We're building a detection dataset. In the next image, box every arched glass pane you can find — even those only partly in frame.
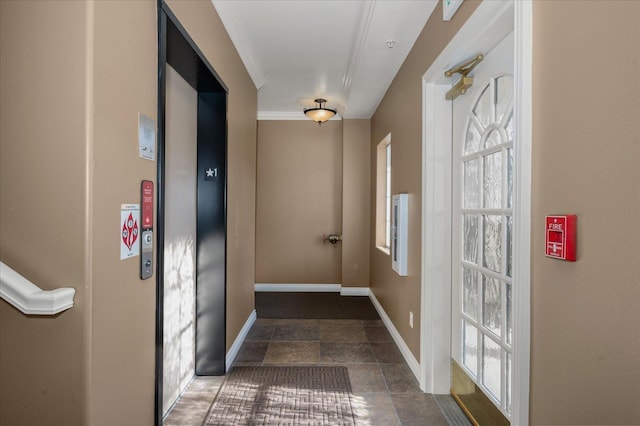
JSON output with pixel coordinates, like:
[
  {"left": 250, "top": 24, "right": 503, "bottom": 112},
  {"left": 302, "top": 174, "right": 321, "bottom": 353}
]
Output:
[
  {"left": 505, "top": 113, "right": 514, "bottom": 142},
  {"left": 483, "top": 152, "right": 502, "bottom": 209},
  {"left": 482, "top": 275, "right": 501, "bottom": 336},
  {"left": 463, "top": 320, "right": 478, "bottom": 377},
  {"left": 507, "top": 148, "right": 513, "bottom": 209},
  {"left": 506, "top": 282, "right": 512, "bottom": 345},
  {"left": 506, "top": 351, "right": 512, "bottom": 413},
  {"left": 506, "top": 216, "right": 513, "bottom": 278},
  {"left": 465, "top": 121, "right": 482, "bottom": 154},
  {"left": 483, "top": 215, "right": 502, "bottom": 273},
  {"left": 495, "top": 75, "right": 513, "bottom": 124},
  {"left": 473, "top": 85, "right": 492, "bottom": 129},
  {"left": 464, "top": 159, "right": 480, "bottom": 208},
  {"left": 463, "top": 214, "right": 479, "bottom": 264},
  {"left": 463, "top": 267, "right": 478, "bottom": 320},
  {"left": 485, "top": 129, "right": 502, "bottom": 149},
  {"left": 482, "top": 336, "right": 502, "bottom": 400}
]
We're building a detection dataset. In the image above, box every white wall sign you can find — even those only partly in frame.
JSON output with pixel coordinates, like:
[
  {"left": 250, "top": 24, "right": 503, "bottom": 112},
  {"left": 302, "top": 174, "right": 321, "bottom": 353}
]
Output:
[
  {"left": 120, "top": 204, "right": 140, "bottom": 260},
  {"left": 443, "top": 0, "right": 464, "bottom": 21},
  {"left": 138, "top": 113, "right": 156, "bottom": 161}
]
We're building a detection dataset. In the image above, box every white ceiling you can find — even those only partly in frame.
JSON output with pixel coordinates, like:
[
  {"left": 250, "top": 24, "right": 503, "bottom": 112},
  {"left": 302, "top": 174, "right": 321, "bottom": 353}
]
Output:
[{"left": 212, "top": 0, "right": 438, "bottom": 119}]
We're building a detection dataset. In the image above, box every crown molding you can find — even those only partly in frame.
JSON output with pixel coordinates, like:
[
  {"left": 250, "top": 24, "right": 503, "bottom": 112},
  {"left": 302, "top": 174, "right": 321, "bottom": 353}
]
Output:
[
  {"left": 211, "top": 0, "right": 266, "bottom": 90},
  {"left": 341, "top": 0, "right": 376, "bottom": 115}
]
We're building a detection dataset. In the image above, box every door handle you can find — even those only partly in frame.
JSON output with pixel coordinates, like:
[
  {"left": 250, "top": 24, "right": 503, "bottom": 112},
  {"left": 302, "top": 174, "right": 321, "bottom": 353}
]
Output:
[{"left": 322, "top": 234, "right": 342, "bottom": 245}]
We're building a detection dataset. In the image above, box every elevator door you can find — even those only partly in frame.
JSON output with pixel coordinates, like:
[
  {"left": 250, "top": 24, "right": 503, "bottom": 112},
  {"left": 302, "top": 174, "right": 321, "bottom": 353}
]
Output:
[
  {"left": 157, "top": 8, "right": 228, "bottom": 423},
  {"left": 162, "top": 64, "right": 197, "bottom": 415}
]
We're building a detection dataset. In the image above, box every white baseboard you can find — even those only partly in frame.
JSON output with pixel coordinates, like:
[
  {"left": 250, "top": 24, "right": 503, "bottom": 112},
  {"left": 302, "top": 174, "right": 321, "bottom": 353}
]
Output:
[
  {"left": 368, "top": 291, "right": 421, "bottom": 381},
  {"left": 255, "top": 283, "right": 341, "bottom": 292},
  {"left": 340, "top": 287, "right": 371, "bottom": 296},
  {"left": 225, "top": 309, "right": 257, "bottom": 372}
]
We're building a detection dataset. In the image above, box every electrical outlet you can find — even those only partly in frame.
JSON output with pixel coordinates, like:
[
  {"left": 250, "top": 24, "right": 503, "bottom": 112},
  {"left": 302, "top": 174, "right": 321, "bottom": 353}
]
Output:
[{"left": 409, "top": 311, "right": 414, "bottom": 328}]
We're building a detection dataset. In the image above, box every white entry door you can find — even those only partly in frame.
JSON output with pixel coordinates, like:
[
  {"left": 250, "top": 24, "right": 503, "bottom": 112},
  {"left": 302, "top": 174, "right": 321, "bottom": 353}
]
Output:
[{"left": 451, "top": 31, "right": 515, "bottom": 420}]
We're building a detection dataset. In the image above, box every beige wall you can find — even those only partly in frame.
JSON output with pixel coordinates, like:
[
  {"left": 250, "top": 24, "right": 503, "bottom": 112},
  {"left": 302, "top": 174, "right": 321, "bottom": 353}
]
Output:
[
  {"left": 0, "top": 2, "right": 89, "bottom": 425},
  {"left": 1, "top": 1, "right": 257, "bottom": 424},
  {"left": 370, "top": 0, "right": 480, "bottom": 359},
  {"left": 342, "top": 120, "right": 371, "bottom": 288},
  {"left": 88, "top": 1, "right": 158, "bottom": 424},
  {"left": 530, "top": 1, "right": 640, "bottom": 424},
  {"left": 86, "top": 2, "right": 158, "bottom": 424},
  {"left": 256, "top": 120, "right": 343, "bottom": 284},
  {"left": 164, "top": 0, "right": 258, "bottom": 357},
  {"left": 256, "top": 119, "right": 370, "bottom": 288}
]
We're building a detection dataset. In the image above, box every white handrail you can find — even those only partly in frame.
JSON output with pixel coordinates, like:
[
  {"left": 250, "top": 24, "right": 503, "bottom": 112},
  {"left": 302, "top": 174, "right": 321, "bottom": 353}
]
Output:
[{"left": 0, "top": 261, "right": 75, "bottom": 315}]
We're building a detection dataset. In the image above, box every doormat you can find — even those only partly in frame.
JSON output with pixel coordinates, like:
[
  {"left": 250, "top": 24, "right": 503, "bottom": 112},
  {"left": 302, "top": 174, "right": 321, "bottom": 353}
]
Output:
[{"left": 205, "top": 366, "right": 358, "bottom": 425}]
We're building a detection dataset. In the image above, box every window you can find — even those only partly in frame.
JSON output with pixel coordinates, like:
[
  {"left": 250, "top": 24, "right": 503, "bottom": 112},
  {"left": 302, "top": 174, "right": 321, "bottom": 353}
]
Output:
[
  {"left": 385, "top": 143, "right": 391, "bottom": 247},
  {"left": 376, "top": 134, "right": 391, "bottom": 251}
]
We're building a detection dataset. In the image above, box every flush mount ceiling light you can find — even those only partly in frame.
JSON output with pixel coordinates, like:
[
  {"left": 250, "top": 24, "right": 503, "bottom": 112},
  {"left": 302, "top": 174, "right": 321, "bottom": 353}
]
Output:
[{"left": 303, "top": 98, "right": 337, "bottom": 124}]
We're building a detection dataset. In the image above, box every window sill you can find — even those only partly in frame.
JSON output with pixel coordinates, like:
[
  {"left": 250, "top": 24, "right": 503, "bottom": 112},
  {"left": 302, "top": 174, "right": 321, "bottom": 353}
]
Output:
[{"left": 377, "top": 246, "right": 390, "bottom": 256}]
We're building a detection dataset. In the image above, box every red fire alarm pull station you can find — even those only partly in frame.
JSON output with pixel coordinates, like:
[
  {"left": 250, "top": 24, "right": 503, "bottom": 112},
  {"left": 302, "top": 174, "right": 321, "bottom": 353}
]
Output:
[{"left": 545, "top": 215, "right": 577, "bottom": 261}]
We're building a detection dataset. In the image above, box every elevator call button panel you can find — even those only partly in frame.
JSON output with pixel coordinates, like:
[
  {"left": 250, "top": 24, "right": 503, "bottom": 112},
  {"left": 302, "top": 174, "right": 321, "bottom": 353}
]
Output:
[{"left": 140, "top": 180, "right": 154, "bottom": 279}]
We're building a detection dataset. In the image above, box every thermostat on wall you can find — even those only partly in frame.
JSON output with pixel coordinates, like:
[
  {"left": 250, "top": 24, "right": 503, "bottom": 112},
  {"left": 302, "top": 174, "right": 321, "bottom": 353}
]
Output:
[{"left": 138, "top": 113, "right": 156, "bottom": 161}]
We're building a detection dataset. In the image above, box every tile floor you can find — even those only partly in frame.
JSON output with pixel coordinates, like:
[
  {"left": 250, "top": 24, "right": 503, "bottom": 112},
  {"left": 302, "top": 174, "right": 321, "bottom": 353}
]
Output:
[{"left": 164, "top": 317, "right": 471, "bottom": 425}]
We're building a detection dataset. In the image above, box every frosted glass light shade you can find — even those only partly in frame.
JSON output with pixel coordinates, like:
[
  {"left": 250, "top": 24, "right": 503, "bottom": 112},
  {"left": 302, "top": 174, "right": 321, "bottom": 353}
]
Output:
[{"left": 304, "top": 98, "right": 336, "bottom": 124}]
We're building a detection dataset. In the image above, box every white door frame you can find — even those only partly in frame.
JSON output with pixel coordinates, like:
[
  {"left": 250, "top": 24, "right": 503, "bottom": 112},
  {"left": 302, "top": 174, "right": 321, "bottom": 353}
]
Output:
[{"left": 420, "top": 1, "right": 532, "bottom": 424}]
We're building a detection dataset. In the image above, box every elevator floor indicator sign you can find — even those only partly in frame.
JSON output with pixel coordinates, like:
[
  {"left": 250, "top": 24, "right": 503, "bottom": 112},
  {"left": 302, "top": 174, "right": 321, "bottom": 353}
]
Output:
[{"left": 120, "top": 204, "right": 140, "bottom": 260}]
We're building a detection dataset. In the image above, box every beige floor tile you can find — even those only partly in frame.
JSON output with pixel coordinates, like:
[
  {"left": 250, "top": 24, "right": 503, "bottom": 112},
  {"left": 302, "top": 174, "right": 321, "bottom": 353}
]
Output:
[
  {"left": 245, "top": 325, "right": 274, "bottom": 341},
  {"left": 320, "top": 324, "right": 368, "bottom": 341},
  {"left": 380, "top": 363, "right": 422, "bottom": 394},
  {"left": 318, "top": 319, "right": 365, "bottom": 326},
  {"left": 272, "top": 324, "right": 320, "bottom": 341},
  {"left": 351, "top": 392, "right": 401, "bottom": 426},
  {"left": 163, "top": 376, "right": 222, "bottom": 426},
  {"left": 392, "top": 393, "right": 449, "bottom": 425},
  {"left": 364, "top": 325, "right": 394, "bottom": 342},
  {"left": 263, "top": 341, "right": 321, "bottom": 363},
  {"left": 320, "top": 342, "right": 377, "bottom": 364},
  {"left": 256, "top": 318, "right": 319, "bottom": 326},
  {"left": 347, "top": 364, "right": 388, "bottom": 393},
  {"left": 235, "top": 341, "right": 268, "bottom": 362},
  {"left": 372, "top": 342, "right": 405, "bottom": 363}
]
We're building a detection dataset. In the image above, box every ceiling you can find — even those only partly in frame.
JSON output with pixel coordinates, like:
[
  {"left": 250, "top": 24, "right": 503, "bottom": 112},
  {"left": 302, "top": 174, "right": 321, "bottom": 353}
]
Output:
[{"left": 212, "top": 0, "right": 438, "bottom": 120}]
